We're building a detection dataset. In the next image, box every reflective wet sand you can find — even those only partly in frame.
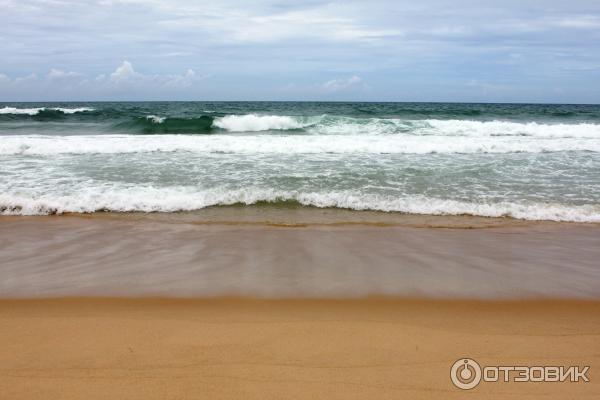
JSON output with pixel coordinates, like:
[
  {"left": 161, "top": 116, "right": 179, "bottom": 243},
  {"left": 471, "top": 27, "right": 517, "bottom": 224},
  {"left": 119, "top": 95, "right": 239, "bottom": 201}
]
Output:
[{"left": 1, "top": 208, "right": 599, "bottom": 298}]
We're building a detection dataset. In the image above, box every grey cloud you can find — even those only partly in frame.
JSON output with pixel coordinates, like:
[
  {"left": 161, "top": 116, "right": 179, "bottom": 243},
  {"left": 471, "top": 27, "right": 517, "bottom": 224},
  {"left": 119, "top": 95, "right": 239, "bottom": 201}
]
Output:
[{"left": 0, "top": 0, "right": 599, "bottom": 102}]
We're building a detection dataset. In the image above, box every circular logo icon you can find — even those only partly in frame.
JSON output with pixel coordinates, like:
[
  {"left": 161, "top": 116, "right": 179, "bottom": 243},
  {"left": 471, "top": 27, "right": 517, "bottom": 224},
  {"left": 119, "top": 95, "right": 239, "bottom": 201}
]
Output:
[{"left": 450, "top": 358, "right": 482, "bottom": 390}]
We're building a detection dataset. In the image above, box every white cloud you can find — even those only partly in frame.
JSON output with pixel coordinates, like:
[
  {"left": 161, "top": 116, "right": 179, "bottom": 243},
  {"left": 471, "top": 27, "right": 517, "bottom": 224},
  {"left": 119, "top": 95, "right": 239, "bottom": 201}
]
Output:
[
  {"left": 0, "top": 61, "right": 206, "bottom": 99},
  {"left": 98, "top": 60, "right": 202, "bottom": 89},
  {"left": 47, "top": 68, "right": 84, "bottom": 81},
  {"left": 162, "top": 68, "right": 198, "bottom": 88},
  {"left": 323, "top": 75, "right": 365, "bottom": 92},
  {"left": 279, "top": 75, "right": 369, "bottom": 99},
  {"left": 108, "top": 60, "right": 138, "bottom": 82},
  {"left": 156, "top": 3, "right": 402, "bottom": 45}
]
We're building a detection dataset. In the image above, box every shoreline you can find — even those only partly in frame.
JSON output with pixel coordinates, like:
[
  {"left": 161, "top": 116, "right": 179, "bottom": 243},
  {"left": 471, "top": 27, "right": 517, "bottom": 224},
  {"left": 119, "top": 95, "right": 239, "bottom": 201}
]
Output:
[
  {"left": 1, "top": 297, "right": 598, "bottom": 399},
  {"left": 4, "top": 204, "right": 598, "bottom": 228}
]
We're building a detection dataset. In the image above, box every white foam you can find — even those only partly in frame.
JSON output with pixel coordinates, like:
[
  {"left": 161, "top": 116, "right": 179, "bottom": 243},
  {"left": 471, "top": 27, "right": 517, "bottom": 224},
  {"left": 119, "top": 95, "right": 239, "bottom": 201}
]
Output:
[
  {"left": 0, "top": 107, "right": 43, "bottom": 115},
  {"left": 215, "top": 115, "right": 600, "bottom": 138},
  {"left": 213, "top": 114, "right": 310, "bottom": 131},
  {"left": 1, "top": 134, "right": 599, "bottom": 155},
  {"left": 305, "top": 117, "right": 600, "bottom": 138},
  {"left": 146, "top": 115, "right": 166, "bottom": 123},
  {"left": 208, "top": 115, "right": 600, "bottom": 138},
  {"left": 307, "top": 116, "right": 400, "bottom": 135},
  {"left": 421, "top": 119, "right": 600, "bottom": 138},
  {"left": 1, "top": 189, "right": 599, "bottom": 222},
  {"left": 0, "top": 106, "right": 94, "bottom": 115},
  {"left": 53, "top": 107, "right": 94, "bottom": 114}
]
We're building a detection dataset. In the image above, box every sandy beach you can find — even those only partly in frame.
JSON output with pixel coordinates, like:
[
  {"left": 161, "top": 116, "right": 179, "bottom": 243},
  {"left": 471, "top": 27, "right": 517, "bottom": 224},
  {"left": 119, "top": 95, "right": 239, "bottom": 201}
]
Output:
[
  {"left": 1, "top": 297, "right": 599, "bottom": 399},
  {"left": 1, "top": 209, "right": 599, "bottom": 298},
  {"left": 1, "top": 210, "right": 599, "bottom": 398}
]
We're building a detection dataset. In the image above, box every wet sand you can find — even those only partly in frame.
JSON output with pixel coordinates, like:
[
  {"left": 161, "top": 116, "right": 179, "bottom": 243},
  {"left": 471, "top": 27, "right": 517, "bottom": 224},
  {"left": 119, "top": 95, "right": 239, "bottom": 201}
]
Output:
[
  {"left": 1, "top": 298, "right": 599, "bottom": 399},
  {"left": 1, "top": 209, "right": 599, "bottom": 298}
]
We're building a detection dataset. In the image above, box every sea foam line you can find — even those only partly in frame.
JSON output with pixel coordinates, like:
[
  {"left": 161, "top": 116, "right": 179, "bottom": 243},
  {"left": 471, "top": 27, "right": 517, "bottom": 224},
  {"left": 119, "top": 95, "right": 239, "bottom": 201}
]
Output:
[
  {"left": 2, "top": 134, "right": 600, "bottom": 155},
  {"left": 0, "top": 106, "right": 94, "bottom": 115},
  {"left": 301, "top": 117, "right": 600, "bottom": 138},
  {"left": 1, "top": 189, "right": 599, "bottom": 222},
  {"left": 420, "top": 119, "right": 600, "bottom": 138}
]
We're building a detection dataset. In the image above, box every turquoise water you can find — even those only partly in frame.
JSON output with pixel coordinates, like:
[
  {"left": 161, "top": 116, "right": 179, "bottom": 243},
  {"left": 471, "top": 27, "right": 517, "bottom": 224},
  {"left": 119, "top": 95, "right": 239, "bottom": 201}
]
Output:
[{"left": 1, "top": 102, "right": 599, "bottom": 221}]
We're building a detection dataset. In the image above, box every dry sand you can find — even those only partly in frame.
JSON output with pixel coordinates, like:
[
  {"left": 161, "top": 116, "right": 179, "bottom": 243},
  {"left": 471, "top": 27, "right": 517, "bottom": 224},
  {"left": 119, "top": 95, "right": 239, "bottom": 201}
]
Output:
[{"left": 0, "top": 298, "right": 599, "bottom": 399}]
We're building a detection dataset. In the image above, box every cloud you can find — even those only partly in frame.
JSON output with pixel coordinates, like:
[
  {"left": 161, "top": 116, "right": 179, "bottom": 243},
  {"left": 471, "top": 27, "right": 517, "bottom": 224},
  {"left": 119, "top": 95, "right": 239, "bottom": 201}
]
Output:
[
  {"left": 278, "top": 75, "right": 369, "bottom": 99},
  {"left": 109, "top": 60, "right": 138, "bottom": 82},
  {"left": 14, "top": 73, "right": 38, "bottom": 85},
  {"left": 162, "top": 69, "right": 198, "bottom": 88},
  {"left": 1, "top": 1, "right": 600, "bottom": 102},
  {"left": 322, "top": 75, "right": 365, "bottom": 92},
  {"left": 98, "top": 60, "right": 202, "bottom": 89},
  {"left": 155, "top": 3, "right": 402, "bottom": 44},
  {"left": 47, "top": 69, "right": 84, "bottom": 81},
  {"left": 552, "top": 15, "right": 600, "bottom": 29},
  {"left": 0, "top": 61, "right": 206, "bottom": 100}
]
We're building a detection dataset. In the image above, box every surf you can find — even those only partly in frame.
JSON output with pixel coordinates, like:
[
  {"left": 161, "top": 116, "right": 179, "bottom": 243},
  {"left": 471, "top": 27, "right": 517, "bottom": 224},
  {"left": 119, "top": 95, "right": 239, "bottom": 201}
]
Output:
[
  {"left": 2, "top": 133, "right": 600, "bottom": 155},
  {"left": 1, "top": 102, "right": 599, "bottom": 223},
  {"left": 0, "top": 106, "right": 94, "bottom": 115},
  {"left": 1, "top": 189, "right": 599, "bottom": 222}
]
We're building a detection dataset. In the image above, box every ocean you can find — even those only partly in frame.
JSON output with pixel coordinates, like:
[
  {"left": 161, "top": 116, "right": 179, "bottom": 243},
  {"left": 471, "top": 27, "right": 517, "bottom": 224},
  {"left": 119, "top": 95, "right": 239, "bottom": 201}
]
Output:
[{"left": 1, "top": 101, "right": 599, "bottom": 221}]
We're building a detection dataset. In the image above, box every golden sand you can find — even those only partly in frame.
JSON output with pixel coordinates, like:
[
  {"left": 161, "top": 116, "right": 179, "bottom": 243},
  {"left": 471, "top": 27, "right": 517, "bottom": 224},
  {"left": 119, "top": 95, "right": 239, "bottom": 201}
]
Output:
[{"left": 0, "top": 298, "right": 599, "bottom": 399}]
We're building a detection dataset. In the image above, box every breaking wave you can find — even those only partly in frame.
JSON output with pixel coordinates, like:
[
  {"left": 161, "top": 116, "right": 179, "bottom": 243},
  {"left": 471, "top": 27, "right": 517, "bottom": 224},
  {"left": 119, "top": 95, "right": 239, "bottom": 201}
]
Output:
[
  {"left": 2, "top": 107, "right": 600, "bottom": 138},
  {"left": 2, "top": 134, "right": 599, "bottom": 155},
  {"left": 0, "top": 106, "right": 94, "bottom": 115},
  {"left": 136, "top": 114, "right": 600, "bottom": 137},
  {"left": 213, "top": 114, "right": 312, "bottom": 131},
  {"left": 1, "top": 189, "right": 599, "bottom": 222},
  {"left": 113, "top": 114, "right": 314, "bottom": 134}
]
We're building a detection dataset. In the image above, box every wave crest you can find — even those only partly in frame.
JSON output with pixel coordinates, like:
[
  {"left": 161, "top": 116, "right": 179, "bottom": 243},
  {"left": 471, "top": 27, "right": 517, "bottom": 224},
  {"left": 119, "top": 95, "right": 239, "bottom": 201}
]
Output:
[
  {"left": 2, "top": 108, "right": 600, "bottom": 138},
  {"left": 0, "top": 107, "right": 94, "bottom": 115},
  {"left": 1, "top": 189, "right": 598, "bottom": 222},
  {"left": 421, "top": 119, "right": 600, "bottom": 138},
  {"left": 210, "top": 115, "right": 600, "bottom": 137},
  {"left": 213, "top": 114, "right": 311, "bottom": 132},
  {"left": 2, "top": 134, "right": 600, "bottom": 155}
]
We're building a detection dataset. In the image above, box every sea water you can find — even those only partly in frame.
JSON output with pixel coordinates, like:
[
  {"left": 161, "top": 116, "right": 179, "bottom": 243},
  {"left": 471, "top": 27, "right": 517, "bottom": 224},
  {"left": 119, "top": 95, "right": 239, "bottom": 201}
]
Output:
[{"left": 1, "top": 101, "right": 599, "bottom": 221}]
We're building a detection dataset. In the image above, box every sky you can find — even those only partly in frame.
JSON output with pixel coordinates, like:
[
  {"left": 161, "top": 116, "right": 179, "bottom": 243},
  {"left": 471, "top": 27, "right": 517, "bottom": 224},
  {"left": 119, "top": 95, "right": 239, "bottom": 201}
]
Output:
[{"left": 1, "top": 0, "right": 600, "bottom": 103}]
